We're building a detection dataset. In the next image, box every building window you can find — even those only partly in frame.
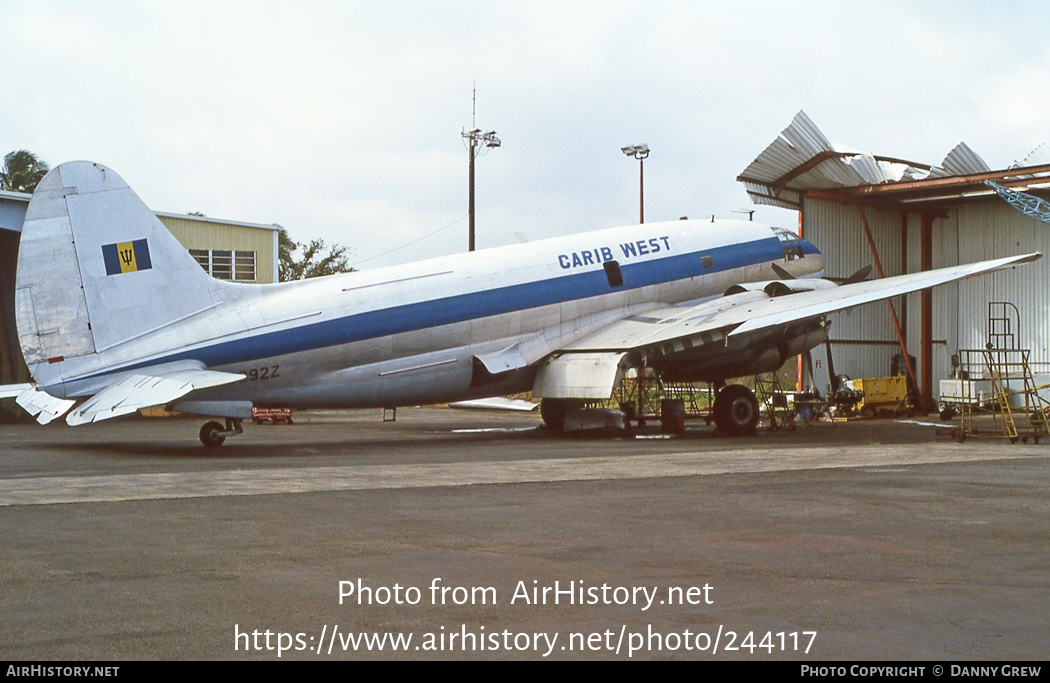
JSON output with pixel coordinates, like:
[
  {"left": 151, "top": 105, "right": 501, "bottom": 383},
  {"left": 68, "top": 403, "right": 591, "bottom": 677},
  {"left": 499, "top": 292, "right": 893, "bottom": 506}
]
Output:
[
  {"left": 235, "top": 251, "right": 256, "bottom": 281},
  {"left": 211, "top": 250, "right": 233, "bottom": 279},
  {"left": 190, "top": 249, "right": 209, "bottom": 271},
  {"left": 189, "top": 249, "right": 257, "bottom": 281}
]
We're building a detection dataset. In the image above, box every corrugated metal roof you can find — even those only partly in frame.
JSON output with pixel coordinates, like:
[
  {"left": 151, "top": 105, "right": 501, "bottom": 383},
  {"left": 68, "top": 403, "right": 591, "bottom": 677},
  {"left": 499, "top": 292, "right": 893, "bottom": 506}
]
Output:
[
  {"left": 738, "top": 110, "right": 930, "bottom": 209},
  {"left": 1012, "top": 142, "right": 1050, "bottom": 169},
  {"left": 740, "top": 112, "right": 1050, "bottom": 209},
  {"left": 928, "top": 141, "right": 990, "bottom": 178}
]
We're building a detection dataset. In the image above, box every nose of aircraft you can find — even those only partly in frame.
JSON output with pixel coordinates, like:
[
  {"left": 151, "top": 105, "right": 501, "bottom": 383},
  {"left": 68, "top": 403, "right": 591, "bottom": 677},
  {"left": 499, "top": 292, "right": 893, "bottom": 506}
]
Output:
[{"left": 801, "top": 239, "right": 825, "bottom": 277}]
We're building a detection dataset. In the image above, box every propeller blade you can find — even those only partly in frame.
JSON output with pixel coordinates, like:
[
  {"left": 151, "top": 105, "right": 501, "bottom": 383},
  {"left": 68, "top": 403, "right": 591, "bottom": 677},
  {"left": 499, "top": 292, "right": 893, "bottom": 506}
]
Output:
[
  {"left": 802, "top": 348, "right": 814, "bottom": 386},
  {"left": 825, "top": 341, "right": 839, "bottom": 393},
  {"left": 842, "top": 264, "right": 873, "bottom": 285},
  {"left": 771, "top": 262, "right": 795, "bottom": 280},
  {"left": 825, "top": 265, "right": 873, "bottom": 284}
]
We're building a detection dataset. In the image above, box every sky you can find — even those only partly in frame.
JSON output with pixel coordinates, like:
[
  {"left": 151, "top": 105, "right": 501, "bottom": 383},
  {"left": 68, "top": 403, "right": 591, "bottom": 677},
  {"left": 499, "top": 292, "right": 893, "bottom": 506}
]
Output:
[{"left": 3, "top": 0, "right": 1049, "bottom": 269}]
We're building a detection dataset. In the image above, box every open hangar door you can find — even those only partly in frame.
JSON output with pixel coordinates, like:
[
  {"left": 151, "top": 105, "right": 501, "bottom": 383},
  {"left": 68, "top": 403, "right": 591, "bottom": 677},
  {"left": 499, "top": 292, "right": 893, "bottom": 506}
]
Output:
[{"left": 739, "top": 111, "right": 1050, "bottom": 410}]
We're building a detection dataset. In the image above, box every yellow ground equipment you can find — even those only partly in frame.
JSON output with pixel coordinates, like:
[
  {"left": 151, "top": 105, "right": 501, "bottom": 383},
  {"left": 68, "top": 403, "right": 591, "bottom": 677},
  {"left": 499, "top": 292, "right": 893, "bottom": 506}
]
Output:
[{"left": 848, "top": 375, "right": 912, "bottom": 418}]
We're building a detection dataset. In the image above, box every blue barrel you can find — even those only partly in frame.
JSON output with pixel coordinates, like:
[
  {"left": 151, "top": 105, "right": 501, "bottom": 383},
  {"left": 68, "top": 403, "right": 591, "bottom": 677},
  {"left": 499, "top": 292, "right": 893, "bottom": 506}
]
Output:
[{"left": 661, "top": 399, "right": 686, "bottom": 433}]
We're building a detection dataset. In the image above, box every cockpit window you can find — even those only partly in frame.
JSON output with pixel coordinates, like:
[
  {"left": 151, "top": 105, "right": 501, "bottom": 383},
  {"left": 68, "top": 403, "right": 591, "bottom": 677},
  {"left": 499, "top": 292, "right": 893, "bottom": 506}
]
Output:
[{"left": 771, "top": 226, "right": 802, "bottom": 244}]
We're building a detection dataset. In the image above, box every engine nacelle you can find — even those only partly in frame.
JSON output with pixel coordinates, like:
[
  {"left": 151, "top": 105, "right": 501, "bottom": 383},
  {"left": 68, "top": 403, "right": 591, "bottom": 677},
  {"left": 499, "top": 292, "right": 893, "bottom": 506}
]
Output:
[{"left": 724, "top": 278, "right": 839, "bottom": 298}]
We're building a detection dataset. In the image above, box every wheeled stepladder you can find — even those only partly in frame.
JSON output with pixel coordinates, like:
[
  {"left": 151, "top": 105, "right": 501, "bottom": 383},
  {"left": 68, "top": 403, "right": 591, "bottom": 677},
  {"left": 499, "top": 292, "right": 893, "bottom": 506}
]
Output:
[
  {"left": 948, "top": 348, "right": 1050, "bottom": 444},
  {"left": 944, "top": 304, "right": 1050, "bottom": 444}
]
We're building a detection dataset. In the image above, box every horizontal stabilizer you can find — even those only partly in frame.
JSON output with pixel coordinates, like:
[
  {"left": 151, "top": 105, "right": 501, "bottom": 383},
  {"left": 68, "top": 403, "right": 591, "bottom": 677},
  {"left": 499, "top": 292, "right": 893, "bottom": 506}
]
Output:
[
  {"left": 66, "top": 367, "right": 245, "bottom": 426},
  {"left": 0, "top": 383, "right": 33, "bottom": 399},
  {"left": 15, "top": 386, "right": 76, "bottom": 425}
]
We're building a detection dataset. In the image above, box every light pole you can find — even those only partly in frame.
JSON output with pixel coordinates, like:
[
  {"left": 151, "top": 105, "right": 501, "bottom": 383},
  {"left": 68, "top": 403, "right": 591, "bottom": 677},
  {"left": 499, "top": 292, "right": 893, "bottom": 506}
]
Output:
[
  {"left": 462, "top": 128, "right": 501, "bottom": 251},
  {"left": 621, "top": 143, "right": 649, "bottom": 224}
]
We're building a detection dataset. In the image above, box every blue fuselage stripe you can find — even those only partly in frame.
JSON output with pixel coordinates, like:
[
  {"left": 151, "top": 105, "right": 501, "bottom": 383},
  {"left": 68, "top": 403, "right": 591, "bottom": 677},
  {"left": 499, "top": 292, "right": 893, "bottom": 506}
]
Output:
[{"left": 112, "top": 235, "right": 817, "bottom": 373}]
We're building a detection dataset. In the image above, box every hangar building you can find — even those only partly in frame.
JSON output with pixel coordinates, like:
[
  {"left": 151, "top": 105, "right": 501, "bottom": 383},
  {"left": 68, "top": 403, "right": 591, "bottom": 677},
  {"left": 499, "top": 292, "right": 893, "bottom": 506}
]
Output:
[
  {"left": 0, "top": 188, "right": 279, "bottom": 417},
  {"left": 739, "top": 111, "right": 1050, "bottom": 411}
]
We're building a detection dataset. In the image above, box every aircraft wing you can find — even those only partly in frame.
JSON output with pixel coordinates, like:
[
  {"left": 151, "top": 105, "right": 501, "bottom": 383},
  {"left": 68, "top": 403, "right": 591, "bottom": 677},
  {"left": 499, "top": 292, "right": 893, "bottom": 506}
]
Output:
[
  {"left": 535, "top": 252, "right": 1041, "bottom": 396},
  {"left": 726, "top": 253, "right": 1043, "bottom": 337},
  {"left": 64, "top": 364, "right": 246, "bottom": 426}
]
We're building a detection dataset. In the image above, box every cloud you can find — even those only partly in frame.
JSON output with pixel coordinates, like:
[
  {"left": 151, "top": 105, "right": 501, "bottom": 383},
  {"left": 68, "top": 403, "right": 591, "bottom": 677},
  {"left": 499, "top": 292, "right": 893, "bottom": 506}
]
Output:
[{"left": 2, "top": 0, "right": 1048, "bottom": 268}]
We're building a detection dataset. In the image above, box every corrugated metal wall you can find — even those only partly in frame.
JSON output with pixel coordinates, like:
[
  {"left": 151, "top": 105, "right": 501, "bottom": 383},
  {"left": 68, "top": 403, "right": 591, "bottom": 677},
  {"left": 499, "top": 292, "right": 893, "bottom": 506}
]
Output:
[
  {"left": 802, "top": 199, "right": 912, "bottom": 390},
  {"left": 803, "top": 196, "right": 1050, "bottom": 393},
  {"left": 158, "top": 215, "right": 277, "bottom": 284},
  {"left": 950, "top": 202, "right": 1050, "bottom": 374}
]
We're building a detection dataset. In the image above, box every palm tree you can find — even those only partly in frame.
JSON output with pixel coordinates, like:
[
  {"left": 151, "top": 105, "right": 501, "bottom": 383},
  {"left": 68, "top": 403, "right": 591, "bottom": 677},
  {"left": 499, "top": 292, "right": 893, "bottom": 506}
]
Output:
[{"left": 0, "top": 150, "right": 50, "bottom": 193}]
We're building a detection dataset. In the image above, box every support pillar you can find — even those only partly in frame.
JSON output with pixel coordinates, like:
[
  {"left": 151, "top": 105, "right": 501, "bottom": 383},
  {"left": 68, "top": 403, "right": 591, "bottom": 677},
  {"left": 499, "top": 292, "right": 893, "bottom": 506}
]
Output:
[{"left": 920, "top": 213, "right": 934, "bottom": 412}]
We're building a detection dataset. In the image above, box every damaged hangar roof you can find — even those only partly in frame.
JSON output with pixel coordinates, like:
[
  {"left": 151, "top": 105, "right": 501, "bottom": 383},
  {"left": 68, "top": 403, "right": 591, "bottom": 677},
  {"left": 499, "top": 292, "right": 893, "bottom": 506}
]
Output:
[{"left": 738, "top": 110, "right": 1050, "bottom": 210}]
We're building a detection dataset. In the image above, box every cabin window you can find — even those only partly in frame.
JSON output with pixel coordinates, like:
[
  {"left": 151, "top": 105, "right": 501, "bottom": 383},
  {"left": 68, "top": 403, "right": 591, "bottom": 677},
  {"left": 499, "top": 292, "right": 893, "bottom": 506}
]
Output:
[
  {"left": 701, "top": 254, "right": 714, "bottom": 269},
  {"left": 603, "top": 260, "right": 624, "bottom": 287}
]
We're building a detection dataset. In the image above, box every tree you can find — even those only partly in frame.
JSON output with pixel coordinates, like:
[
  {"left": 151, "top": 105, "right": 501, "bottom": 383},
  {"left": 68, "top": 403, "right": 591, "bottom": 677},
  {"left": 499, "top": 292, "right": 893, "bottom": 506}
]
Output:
[
  {"left": 276, "top": 227, "right": 355, "bottom": 281},
  {"left": 0, "top": 150, "right": 50, "bottom": 193}
]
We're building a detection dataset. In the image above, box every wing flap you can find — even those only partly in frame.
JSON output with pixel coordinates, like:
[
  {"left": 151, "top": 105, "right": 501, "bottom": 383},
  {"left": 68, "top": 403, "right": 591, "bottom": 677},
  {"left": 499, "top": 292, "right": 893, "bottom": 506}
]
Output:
[
  {"left": 475, "top": 342, "right": 530, "bottom": 374},
  {"left": 533, "top": 352, "right": 630, "bottom": 399}
]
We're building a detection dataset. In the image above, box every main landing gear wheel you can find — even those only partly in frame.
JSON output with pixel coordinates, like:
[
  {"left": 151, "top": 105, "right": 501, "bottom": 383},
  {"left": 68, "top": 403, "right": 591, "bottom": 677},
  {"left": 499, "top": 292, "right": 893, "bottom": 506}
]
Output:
[
  {"left": 713, "top": 384, "right": 760, "bottom": 436},
  {"left": 199, "top": 421, "right": 226, "bottom": 448},
  {"left": 540, "top": 398, "right": 584, "bottom": 432},
  {"left": 198, "top": 417, "right": 244, "bottom": 448}
]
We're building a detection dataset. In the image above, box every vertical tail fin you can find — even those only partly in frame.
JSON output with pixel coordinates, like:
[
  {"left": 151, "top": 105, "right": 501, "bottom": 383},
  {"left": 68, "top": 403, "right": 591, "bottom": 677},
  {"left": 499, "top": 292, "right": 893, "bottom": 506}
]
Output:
[{"left": 15, "top": 162, "right": 218, "bottom": 383}]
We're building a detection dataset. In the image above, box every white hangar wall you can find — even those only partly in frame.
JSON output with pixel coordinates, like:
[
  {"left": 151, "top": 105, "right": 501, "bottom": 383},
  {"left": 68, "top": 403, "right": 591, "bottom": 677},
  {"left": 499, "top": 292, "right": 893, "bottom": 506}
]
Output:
[
  {"left": 801, "top": 197, "right": 1050, "bottom": 393},
  {"left": 947, "top": 201, "right": 1050, "bottom": 371}
]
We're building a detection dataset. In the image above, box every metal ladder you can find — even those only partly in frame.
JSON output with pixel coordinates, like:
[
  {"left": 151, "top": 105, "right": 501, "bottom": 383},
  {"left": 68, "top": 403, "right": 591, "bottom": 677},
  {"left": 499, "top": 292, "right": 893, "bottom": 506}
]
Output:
[
  {"left": 953, "top": 302, "right": 1050, "bottom": 443},
  {"left": 753, "top": 372, "right": 795, "bottom": 431}
]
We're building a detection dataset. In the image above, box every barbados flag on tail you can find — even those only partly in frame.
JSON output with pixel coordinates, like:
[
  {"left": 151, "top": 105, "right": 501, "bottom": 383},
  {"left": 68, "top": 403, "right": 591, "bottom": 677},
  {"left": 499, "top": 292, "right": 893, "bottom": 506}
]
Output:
[{"left": 102, "top": 239, "right": 152, "bottom": 275}]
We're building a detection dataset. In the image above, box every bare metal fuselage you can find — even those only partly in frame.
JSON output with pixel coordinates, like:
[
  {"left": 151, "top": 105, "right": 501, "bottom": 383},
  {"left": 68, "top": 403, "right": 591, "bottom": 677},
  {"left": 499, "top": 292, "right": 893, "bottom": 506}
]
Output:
[{"left": 49, "top": 220, "right": 823, "bottom": 409}]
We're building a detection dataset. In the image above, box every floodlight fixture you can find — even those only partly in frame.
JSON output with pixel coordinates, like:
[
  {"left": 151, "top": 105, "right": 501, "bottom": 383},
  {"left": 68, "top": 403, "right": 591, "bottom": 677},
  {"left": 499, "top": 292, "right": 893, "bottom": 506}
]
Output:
[
  {"left": 462, "top": 127, "right": 502, "bottom": 251},
  {"left": 622, "top": 143, "right": 650, "bottom": 159},
  {"left": 622, "top": 142, "right": 650, "bottom": 223}
]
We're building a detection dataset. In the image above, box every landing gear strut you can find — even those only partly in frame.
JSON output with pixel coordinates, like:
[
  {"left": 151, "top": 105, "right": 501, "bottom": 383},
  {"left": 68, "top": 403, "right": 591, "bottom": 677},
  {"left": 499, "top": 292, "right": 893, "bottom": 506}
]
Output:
[
  {"left": 713, "top": 384, "right": 760, "bottom": 436},
  {"left": 199, "top": 417, "right": 244, "bottom": 448}
]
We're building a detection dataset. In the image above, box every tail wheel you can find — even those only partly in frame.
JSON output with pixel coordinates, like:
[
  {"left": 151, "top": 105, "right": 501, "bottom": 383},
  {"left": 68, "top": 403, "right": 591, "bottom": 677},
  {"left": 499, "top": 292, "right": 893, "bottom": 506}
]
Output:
[
  {"left": 540, "top": 399, "right": 584, "bottom": 432},
  {"left": 199, "top": 421, "right": 226, "bottom": 448},
  {"left": 713, "top": 384, "right": 760, "bottom": 436}
]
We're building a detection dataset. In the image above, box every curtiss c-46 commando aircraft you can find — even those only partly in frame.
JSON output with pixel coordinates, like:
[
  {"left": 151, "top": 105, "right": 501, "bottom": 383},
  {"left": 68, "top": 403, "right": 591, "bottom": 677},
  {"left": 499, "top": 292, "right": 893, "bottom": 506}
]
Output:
[{"left": 0, "top": 162, "right": 1040, "bottom": 446}]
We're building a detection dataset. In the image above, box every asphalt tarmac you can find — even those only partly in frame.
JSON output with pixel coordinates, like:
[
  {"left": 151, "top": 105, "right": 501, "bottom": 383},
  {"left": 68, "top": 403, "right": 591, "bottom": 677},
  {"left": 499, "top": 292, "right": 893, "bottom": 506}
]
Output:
[{"left": 0, "top": 407, "right": 1047, "bottom": 661}]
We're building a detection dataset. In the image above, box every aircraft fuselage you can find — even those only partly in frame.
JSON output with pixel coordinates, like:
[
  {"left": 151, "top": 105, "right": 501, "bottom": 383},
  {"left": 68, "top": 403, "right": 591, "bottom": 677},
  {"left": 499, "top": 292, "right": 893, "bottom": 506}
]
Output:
[{"left": 52, "top": 219, "right": 822, "bottom": 409}]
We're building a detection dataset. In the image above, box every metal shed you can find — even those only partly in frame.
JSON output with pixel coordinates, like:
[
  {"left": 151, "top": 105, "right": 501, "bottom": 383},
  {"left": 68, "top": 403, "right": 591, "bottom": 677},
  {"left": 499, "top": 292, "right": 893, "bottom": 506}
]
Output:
[{"left": 738, "top": 112, "right": 1050, "bottom": 410}]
